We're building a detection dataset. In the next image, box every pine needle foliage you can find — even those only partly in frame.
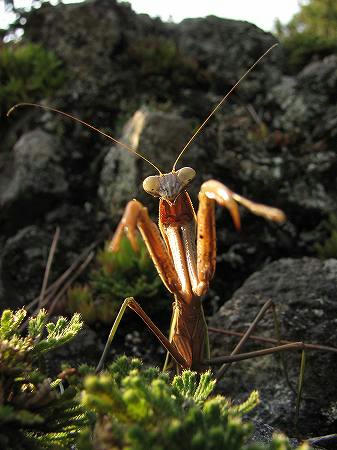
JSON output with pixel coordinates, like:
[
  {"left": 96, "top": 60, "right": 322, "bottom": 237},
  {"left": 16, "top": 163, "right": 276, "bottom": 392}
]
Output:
[
  {"left": 77, "top": 356, "right": 308, "bottom": 450},
  {"left": 0, "top": 308, "right": 88, "bottom": 449},
  {"left": 67, "top": 236, "right": 166, "bottom": 325}
]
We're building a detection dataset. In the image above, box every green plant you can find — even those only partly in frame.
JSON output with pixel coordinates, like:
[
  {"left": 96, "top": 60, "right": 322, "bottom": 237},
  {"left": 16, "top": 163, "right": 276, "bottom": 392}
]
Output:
[
  {"left": 277, "top": 31, "right": 336, "bottom": 73},
  {"left": 0, "top": 308, "right": 88, "bottom": 449},
  {"left": 127, "top": 36, "right": 199, "bottom": 79},
  {"left": 0, "top": 42, "right": 65, "bottom": 116},
  {"left": 275, "top": 0, "right": 337, "bottom": 73},
  {"left": 315, "top": 213, "right": 337, "bottom": 258},
  {"left": 76, "top": 356, "right": 308, "bottom": 450},
  {"left": 67, "top": 236, "right": 166, "bottom": 325}
]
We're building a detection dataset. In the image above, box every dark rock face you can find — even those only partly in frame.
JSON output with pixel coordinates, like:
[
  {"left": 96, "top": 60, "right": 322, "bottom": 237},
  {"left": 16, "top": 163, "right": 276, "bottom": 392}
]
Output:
[
  {"left": 0, "top": 226, "right": 53, "bottom": 310},
  {"left": 177, "top": 16, "right": 283, "bottom": 93},
  {"left": 1, "top": 0, "right": 335, "bottom": 344},
  {"left": 0, "top": 129, "right": 68, "bottom": 230},
  {"left": 1, "top": 0, "right": 336, "bottom": 441},
  {"left": 209, "top": 257, "right": 337, "bottom": 437}
]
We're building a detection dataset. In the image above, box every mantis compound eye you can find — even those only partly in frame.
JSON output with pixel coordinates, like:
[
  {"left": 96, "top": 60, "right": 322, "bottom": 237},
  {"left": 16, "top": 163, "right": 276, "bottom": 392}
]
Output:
[
  {"left": 176, "top": 167, "right": 196, "bottom": 188},
  {"left": 143, "top": 175, "right": 161, "bottom": 197}
]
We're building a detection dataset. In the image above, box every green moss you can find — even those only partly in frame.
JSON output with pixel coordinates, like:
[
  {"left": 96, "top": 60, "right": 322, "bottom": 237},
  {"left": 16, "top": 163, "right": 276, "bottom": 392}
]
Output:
[
  {"left": 125, "top": 35, "right": 207, "bottom": 91},
  {"left": 0, "top": 42, "right": 65, "bottom": 116},
  {"left": 315, "top": 213, "right": 337, "bottom": 259}
]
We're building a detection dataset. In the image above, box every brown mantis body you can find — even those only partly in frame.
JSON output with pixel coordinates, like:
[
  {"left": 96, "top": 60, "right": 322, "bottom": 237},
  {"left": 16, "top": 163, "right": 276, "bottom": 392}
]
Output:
[
  {"left": 103, "top": 170, "right": 285, "bottom": 374},
  {"left": 92, "top": 45, "right": 287, "bottom": 375}
]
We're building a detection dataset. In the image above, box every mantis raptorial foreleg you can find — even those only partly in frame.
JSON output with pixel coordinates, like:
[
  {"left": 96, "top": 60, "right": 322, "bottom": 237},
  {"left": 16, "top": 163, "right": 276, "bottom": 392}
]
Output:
[
  {"left": 109, "top": 199, "right": 181, "bottom": 295},
  {"left": 194, "top": 180, "right": 286, "bottom": 297}
]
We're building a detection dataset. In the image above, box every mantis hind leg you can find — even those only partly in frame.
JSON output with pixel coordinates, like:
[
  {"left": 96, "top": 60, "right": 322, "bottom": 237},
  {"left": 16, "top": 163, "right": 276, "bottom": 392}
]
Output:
[
  {"left": 96, "top": 297, "right": 188, "bottom": 373},
  {"left": 206, "top": 300, "right": 305, "bottom": 379},
  {"left": 214, "top": 299, "right": 276, "bottom": 381},
  {"left": 206, "top": 300, "right": 313, "bottom": 427}
]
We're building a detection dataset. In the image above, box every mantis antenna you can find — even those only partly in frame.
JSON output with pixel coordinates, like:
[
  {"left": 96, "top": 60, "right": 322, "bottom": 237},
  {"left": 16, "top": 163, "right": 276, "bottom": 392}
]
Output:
[
  {"left": 172, "top": 43, "right": 278, "bottom": 171},
  {"left": 6, "top": 103, "right": 163, "bottom": 175}
]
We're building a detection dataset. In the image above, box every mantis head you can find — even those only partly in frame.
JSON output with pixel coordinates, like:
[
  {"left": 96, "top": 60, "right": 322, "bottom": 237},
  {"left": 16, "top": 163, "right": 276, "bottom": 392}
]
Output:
[{"left": 143, "top": 167, "right": 196, "bottom": 204}]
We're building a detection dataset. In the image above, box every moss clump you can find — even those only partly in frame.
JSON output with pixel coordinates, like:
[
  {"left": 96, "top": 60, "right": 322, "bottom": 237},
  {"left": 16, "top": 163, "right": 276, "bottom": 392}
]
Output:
[
  {"left": 0, "top": 308, "right": 88, "bottom": 449},
  {"left": 0, "top": 42, "right": 65, "bottom": 116},
  {"left": 125, "top": 35, "right": 207, "bottom": 94},
  {"left": 315, "top": 213, "right": 337, "bottom": 259},
  {"left": 76, "top": 356, "right": 308, "bottom": 450},
  {"left": 67, "top": 236, "right": 166, "bottom": 325}
]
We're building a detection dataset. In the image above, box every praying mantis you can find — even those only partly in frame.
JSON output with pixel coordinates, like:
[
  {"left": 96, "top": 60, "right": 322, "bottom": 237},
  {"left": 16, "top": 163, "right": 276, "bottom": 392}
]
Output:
[
  {"left": 9, "top": 44, "right": 334, "bottom": 382},
  {"left": 94, "top": 45, "right": 287, "bottom": 376}
]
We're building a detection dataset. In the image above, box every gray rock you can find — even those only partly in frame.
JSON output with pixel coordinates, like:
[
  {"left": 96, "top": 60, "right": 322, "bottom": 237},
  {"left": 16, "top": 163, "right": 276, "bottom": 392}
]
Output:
[
  {"left": 177, "top": 16, "right": 283, "bottom": 96},
  {"left": 0, "top": 226, "right": 53, "bottom": 309},
  {"left": 98, "top": 108, "right": 195, "bottom": 216},
  {"left": 250, "top": 420, "right": 300, "bottom": 448},
  {"left": 209, "top": 257, "right": 337, "bottom": 437},
  {"left": 0, "top": 206, "right": 106, "bottom": 310},
  {"left": 1, "top": 1, "right": 336, "bottom": 369},
  {"left": 0, "top": 129, "right": 68, "bottom": 220},
  {"left": 268, "top": 55, "right": 337, "bottom": 144}
]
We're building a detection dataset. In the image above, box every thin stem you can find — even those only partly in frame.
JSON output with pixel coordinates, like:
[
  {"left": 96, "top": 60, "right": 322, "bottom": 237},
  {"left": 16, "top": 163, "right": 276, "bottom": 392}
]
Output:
[
  {"left": 208, "top": 328, "right": 337, "bottom": 354},
  {"left": 25, "top": 240, "right": 100, "bottom": 312},
  {"left": 271, "top": 303, "right": 297, "bottom": 396},
  {"left": 20, "top": 241, "right": 99, "bottom": 332},
  {"left": 208, "top": 342, "right": 305, "bottom": 365},
  {"left": 46, "top": 250, "right": 95, "bottom": 318},
  {"left": 216, "top": 299, "right": 273, "bottom": 380},
  {"left": 295, "top": 349, "right": 306, "bottom": 431},
  {"left": 38, "top": 227, "right": 60, "bottom": 310}
]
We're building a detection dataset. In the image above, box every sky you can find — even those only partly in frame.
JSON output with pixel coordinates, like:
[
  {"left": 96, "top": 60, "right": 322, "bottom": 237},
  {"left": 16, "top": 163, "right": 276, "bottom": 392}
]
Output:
[{"left": 0, "top": 0, "right": 300, "bottom": 31}]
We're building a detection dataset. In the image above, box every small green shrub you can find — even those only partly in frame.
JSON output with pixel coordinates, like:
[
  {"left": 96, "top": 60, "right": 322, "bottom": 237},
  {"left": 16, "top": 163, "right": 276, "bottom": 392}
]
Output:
[
  {"left": 275, "top": 0, "right": 337, "bottom": 73},
  {"left": 280, "top": 31, "right": 337, "bottom": 73},
  {"left": 124, "top": 35, "right": 208, "bottom": 93},
  {"left": 0, "top": 308, "right": 88, "bottom": 449},
  {"left": 0, "top": 42, "right": 65, "bottom": 116},
  {"left": 315, "top": 213, "right": 337, "bottom": 258},
  {"left": 75, "top": 356, "right": 308, "bottom": 450},
  {"left": 67, "top": 235, "right": 166, "bottom": 325},
  {"left": 127, "top": 36, "right": 198, "bottom": 78}
]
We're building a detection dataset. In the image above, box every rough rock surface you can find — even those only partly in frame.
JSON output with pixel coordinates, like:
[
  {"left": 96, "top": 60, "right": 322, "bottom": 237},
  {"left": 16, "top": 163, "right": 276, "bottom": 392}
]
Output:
[
  {"left": 99, "top": 108, "right": 194, "bottom": 215},
  {"left": 0, "top": 129, "right": 68, "bottom": 230},
  {"left": 0, "top": 1, "right": 336, "bottom": 444},
  {"left": 1, "top": 1, "right": 335, "bottom": 311},
  {"left": 0, "top": 205, "right": 108, "bottom": 310},
  {"left": 209, "top": 257, "right": 337, "bottom": 437},
  {"left": 250, "top": 421, "right": 300, "bottom": 449}
]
